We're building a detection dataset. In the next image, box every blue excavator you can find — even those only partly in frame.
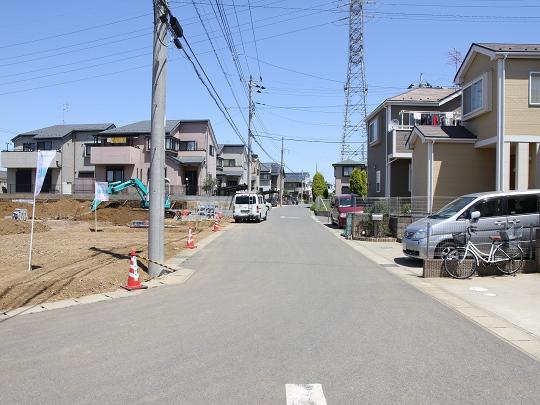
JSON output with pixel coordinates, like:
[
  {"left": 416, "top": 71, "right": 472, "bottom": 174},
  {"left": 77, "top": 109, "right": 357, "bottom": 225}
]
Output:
[{"left": 90, "top": 178, "right": 172, "bottom": 212}]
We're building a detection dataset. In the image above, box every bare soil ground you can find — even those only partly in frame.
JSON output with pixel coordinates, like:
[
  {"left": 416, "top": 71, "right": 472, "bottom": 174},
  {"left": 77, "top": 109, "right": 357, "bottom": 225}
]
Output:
[{"left": 0, "top": 199, "right": 226, "bottom": 311}]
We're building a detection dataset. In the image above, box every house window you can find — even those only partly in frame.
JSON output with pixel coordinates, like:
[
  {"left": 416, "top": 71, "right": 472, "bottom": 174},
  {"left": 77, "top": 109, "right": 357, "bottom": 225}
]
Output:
[
  {"left": 209, "top": 145, "right": 215, "bottom": 156},
  {"left": 179, "top": 141, "right": 197, "bottom": 151},
  {"left": 463, "top": 74, "right": 489, "bottom": 117},
  {"left": 23, "top": 143, "right": 35, "bottom": 151},
  {"left": 376, "top": 170, "right": 381, "bottom": 193},
  {"left": 342, "top": 166, "right": 353, "bottom": 177},
  {"left": 224, "top": 159, "right": 235, "bottom": 167},
  {"left": 369, "top": 117, "right": 379, "bottom": 144},
  {"left": 529, "top": 72, "right": 540, "bottom": 105},
  {"left": 146, "top": 137, "right": 151, "bottom": 150},
  {"left": 106, "top": 167, "right": 124, "bottom": 183},
  {"left": 37, "top": 141, "right": 53, "bottom": 150},
  {"left": 165, "top": 137, "right": 179, "bottom": 151},
  {"left": 341, "top": 186, "right": 350, "bottom": 194},
  {"left": 84, "top": 144, "right": 92, "bottom": 157},
  {"left": 78, "top": 171, "right": 94, "bottom": 178}
]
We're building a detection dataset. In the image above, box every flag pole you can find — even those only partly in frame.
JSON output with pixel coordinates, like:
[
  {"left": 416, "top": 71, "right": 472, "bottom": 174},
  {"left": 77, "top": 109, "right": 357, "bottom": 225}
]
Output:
[
  {"left": 94, "top": 208, "right": 97, "bottom": 232},
  {"left": 28, "top": 194, "right": 36, "bottom": 271}
]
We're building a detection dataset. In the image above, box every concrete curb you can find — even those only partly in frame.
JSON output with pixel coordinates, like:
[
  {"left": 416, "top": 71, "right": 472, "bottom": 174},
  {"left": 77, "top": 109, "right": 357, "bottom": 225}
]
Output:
[
  {"left": 0, "top": 225, "right": 230, "bottom": 321},
  {"left": 311, "top": 211, "right": 540, "bottom": 363}
]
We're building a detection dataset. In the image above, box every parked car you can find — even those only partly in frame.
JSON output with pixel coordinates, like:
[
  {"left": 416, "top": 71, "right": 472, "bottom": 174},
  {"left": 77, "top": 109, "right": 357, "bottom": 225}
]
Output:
[
  {"left": 233, "top": 193, "right": 269, "bottom": 223},
  {"left": 330, "top": 194, "right": 365, "bottom": 228},
  {"left": 402, "top": 190, "right": 540, "bottom": 259}
]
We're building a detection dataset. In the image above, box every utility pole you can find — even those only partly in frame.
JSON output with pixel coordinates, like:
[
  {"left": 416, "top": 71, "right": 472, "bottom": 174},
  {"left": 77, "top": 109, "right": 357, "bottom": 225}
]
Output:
[
  {"left": 279, "top": 136, "right": 284, "bottom": 206},
  {"left": 148, "top": 0, "right": 168, "bottom": 277},
  {"left": 247, "top": 76, "right": 253, "bottom": 193}
]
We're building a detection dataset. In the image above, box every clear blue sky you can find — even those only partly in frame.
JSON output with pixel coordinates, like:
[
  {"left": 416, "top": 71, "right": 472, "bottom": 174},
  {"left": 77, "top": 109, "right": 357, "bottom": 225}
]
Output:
[{"left": 1, "top": 0, "right": 540, "bottom": 182}]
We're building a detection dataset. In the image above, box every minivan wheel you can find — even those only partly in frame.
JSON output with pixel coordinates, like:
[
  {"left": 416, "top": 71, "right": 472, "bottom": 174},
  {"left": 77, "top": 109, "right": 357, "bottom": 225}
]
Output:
[
  {"left": 255, "top": 215, "right": 261, "bottom": 223},
  {"left": 435, "top": 240, "right": 455, "bottom": 259}
]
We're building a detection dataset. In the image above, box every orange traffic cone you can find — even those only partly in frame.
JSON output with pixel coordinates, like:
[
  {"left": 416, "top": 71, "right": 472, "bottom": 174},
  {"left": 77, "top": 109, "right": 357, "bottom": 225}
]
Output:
[
  {"left": 212, "top": 219, "right": 220, "bottom": 232},
  {"left": 122, "top": 248, "right": 148, "bottom": 290},
  {"left": 185, "top": 228, "right": 196, "bottom": 249}
]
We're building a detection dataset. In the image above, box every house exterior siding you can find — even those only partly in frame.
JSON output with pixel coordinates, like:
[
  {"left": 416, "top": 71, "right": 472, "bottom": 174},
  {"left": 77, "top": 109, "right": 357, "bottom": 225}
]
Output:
[
  {"left": 367, "top": 108, "right": 387, "bottom": 196},
  {"left": 412, "top": 140, "right": 428, "bottom": 199}
]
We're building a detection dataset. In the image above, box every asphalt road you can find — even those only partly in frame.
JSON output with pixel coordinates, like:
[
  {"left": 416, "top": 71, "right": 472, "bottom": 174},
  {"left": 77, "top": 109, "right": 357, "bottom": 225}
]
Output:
[{"left": 2, "top": 206, "right": 540, "bottom": 404}]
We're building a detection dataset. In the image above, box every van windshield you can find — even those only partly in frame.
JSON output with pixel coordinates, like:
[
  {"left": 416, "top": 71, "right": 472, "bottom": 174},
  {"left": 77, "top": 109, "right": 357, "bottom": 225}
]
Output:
[
  {"left": 428, "top": 196, "right": 476, "bottom": 219},
  {"left": 235, "top": 196, "right": 255, "bottom": 204},
  {"left": 339, "top": 197, "right": 353, "bottom": 207}
]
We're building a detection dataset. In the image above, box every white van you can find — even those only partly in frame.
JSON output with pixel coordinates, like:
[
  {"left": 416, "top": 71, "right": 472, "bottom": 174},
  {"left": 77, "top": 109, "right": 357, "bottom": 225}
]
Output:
[{"left": 233, "top": 193, "right": 269, "bottom": 223}]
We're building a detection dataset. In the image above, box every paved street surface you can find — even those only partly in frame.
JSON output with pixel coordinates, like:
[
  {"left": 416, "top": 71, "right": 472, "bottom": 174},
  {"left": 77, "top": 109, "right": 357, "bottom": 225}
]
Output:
[{"left": 2, "top": 206, "right": 540, "bottom": 404}]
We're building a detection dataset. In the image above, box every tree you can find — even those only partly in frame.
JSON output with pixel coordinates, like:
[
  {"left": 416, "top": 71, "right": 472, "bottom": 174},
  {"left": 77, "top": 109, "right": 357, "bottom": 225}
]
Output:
[
  {"left": 203, "top": 174, "right": 217, "bottom": 195},
  {"left": 311, "top": 172, "right": 328, "bottom": 200},
  {"left": 349, "top": 168, "right": 367, "bottom": 197}
]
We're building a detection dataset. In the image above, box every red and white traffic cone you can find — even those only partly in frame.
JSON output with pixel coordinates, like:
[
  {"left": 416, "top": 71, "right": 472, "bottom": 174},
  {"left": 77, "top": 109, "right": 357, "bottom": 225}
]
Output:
[
  {"left": 185, "top": 228, "right": 196, "bottom": 249},
  {"left": 122, "top": 248, "right": 148, "bottom": 291},
  {"left": 212, "top": 218, "right": 220, "bottom": 232}
]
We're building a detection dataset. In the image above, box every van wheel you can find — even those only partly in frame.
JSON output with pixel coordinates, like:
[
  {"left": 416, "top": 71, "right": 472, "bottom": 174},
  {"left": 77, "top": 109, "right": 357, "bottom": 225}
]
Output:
[
  {"left": 264, "top": 212, "right": 268, "bottom": 221},
  {"left": 435, "top": 240, "right": 455, "bottom": 259},
  {"left": 255, "top": 215, "right": 261, "bottom": 223},
  {"left": 234, "top": 218, "right": 240, "bottom": 223}
]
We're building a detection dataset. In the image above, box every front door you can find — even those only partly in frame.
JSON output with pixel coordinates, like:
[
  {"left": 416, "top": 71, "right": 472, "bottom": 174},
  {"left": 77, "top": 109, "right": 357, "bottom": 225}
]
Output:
[
  {"left": 185, "top": 170, "right": 198, "bottom": 195},
  {"left": 15, "top": 169, "right": 32, "bottom": 193}
]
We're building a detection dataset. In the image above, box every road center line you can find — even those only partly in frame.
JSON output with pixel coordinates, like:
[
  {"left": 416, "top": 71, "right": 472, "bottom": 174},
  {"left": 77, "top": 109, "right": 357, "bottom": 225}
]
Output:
[{"left": 286, "top": 384, "right": 327, "bottom": 405}]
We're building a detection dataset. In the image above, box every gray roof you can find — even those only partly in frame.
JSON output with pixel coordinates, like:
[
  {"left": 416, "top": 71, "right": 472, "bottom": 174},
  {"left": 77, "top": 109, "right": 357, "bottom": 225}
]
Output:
[
  {"left": 332, "top": 159, "right": 366, "bottom": 167},
  {"left": 16, "top": 123, "right": 114, "bottom": 140},
  {"left": 476, "top": 43, "right": 540, "bottom": 53},
  {"left": 284, "top": 172, "right": 310, "bottom": 182},
  {"left": 388, "top": 87, "right": 458, "bottom": 103},
  {"left": 260, "top": 162, "right": 271, "bottom": 172},
  {"left": 414, "top": 125, "right": 476, "bottom": 140},
  {"left": 169, "top": 155, "right": 205, "bottom": 165},
  {"left": 100, "top": 120, "right": 181, "bottom": 135}
]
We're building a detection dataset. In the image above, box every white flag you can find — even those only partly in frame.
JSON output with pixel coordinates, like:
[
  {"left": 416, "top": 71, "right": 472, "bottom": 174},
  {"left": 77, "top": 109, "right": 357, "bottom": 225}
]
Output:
[
  {"left": 95, "top": 181, "right": 109, "bottom": 202},
  {"left": 34, "top": 150, "right": 56, "bottom": 197}
]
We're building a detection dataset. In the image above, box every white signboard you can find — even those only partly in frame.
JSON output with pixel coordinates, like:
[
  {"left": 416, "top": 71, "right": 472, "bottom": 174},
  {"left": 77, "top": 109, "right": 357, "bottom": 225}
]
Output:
[
  {"left": 95, "top": 181, "right": 109, "bottom": 202},
  {"left": 34, "top": 150, "right": 56, "bottom": 196}
]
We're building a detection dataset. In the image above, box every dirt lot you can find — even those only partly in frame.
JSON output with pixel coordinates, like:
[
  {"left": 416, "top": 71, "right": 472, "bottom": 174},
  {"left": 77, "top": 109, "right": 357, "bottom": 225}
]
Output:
[{"left": 0, "top": 199, "right": 226, "bottom": 311}]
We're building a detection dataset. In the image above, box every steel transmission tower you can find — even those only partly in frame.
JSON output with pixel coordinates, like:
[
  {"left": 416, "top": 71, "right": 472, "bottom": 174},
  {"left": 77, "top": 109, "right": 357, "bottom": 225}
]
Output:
[{"left": 341, "top": 0, "right": 368, "bottom": 161}]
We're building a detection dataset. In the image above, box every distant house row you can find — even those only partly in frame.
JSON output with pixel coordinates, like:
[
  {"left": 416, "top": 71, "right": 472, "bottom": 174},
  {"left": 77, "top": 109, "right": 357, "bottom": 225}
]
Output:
[
  {"left": 364, "top": 42, "right": 540, "bottom": 211},
  {"left": 0, "top": 119, "right": 305, "bottom": 198}
]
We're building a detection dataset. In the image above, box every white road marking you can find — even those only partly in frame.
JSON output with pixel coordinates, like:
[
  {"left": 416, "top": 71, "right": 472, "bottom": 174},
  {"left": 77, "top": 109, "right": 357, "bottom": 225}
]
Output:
[
  {"left": 484, "top": 293, "right": 497, "bottom": 297},
  {"left": 280, "top": 216, "right": 301, "bottom": 219},
  {"left": 469, "top": 287, "right": 488, "bottom": 292},
  {"left": 286, "top": 384, "right": 327, "bottom": 405}
]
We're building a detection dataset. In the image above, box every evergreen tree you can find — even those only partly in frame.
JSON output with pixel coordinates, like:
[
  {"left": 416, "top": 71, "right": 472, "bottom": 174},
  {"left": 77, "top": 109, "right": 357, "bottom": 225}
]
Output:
[
  {"left": 350, "top": 168, "right": 367, "bottom": 197},
  {"left": 311, "top": 172, "right": 328, "bottom": 200}
]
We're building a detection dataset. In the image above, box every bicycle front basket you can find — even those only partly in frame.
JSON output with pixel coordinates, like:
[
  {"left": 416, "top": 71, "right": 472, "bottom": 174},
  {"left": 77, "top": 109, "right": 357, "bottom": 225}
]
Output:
[{"left": 452, "top": 232, "right": 467, "bottom": 246}]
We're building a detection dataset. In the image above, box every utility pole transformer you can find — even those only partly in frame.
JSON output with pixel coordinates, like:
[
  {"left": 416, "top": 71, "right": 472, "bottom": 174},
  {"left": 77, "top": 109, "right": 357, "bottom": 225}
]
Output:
[
  {"left": 148, "top": 0, "right": 168, "bottom": 277},
  {"left": 341, "top": 0, "right": 368, "bottom": 162}
]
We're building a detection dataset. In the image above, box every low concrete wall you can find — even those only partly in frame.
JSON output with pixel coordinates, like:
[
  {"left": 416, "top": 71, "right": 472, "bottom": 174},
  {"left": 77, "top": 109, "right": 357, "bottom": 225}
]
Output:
[
  {"left": 423, "top": 259, "right": 538, "bottom": 278},
  {"left": 389, "top": 215, "right": 412, "bottom": 241}
]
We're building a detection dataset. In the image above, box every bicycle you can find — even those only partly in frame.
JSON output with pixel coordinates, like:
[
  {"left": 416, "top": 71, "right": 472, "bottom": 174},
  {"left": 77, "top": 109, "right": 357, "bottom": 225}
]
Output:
[{"left": 443, "top": 220, "right": 524, "bottom": 279}]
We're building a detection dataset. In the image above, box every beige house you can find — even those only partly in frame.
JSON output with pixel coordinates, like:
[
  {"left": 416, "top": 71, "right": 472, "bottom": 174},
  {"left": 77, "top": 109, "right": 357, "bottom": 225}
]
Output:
[
  {"left": 92, "top": 120, "right": 217, "bottom": 196},
  {"left": 407, "top": 43, "right": 540, "bottom": 212},
  {"left": 332, "top": 159, "right": 366, "bottom": 194}
]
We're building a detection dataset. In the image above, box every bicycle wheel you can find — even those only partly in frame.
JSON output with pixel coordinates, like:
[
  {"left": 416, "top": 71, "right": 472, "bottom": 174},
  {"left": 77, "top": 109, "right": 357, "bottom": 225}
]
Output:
[
  {"left": 494, "top": 243, "right": 524, "bottom": 275},
  {"left": 443, "top": 247, "right": 477, "bottom": 279}
]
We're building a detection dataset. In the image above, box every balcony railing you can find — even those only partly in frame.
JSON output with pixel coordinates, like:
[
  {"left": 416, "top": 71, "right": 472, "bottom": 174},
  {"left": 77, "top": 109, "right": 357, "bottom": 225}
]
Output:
[
  {"left": 90, "top": 145, "right": 141, "bottom": 165},
  {"left": 396, "top": 110, "right": 462, "bottom": 130},
  {"left": 0, "top": 150, "right": 62, "bottom": 168}
]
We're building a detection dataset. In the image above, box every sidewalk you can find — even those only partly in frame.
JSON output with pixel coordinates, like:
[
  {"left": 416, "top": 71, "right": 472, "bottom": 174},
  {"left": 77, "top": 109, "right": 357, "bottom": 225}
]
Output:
[{"left": 315, "top": 213, "right": 540, "bottom": 360}]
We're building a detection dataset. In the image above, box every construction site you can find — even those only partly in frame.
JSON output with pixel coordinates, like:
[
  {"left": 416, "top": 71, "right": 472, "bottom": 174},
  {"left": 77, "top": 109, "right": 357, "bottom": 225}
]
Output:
[{"left": 0, "top": 197, "right": 231, "bottom": 311}]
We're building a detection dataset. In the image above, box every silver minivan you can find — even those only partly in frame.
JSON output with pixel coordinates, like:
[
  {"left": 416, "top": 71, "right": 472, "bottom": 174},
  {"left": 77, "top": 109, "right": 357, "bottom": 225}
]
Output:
[{"left": 402, "top": 190, "right": 540, "bottom": 259}]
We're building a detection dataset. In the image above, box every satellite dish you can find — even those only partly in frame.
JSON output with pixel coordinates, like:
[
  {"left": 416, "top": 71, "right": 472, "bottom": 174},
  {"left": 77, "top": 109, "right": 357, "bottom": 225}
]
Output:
[{"left": 388, "top": 119, "right": 399, "bottom": 131}]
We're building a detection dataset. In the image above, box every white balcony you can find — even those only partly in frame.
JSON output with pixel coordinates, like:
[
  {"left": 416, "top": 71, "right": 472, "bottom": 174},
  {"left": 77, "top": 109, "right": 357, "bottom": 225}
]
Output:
[{"left": 1, "top": 150, "right": 61, "bottom": 168}]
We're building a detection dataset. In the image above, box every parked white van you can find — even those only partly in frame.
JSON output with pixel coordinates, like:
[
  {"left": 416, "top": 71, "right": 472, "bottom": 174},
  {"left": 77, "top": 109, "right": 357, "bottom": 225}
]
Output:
[
  {"left": 402, "top": 190, "right": 540, "bottom": 259},
  {"left": 233, "top": 193, "right": 269, "bottom": 223}
]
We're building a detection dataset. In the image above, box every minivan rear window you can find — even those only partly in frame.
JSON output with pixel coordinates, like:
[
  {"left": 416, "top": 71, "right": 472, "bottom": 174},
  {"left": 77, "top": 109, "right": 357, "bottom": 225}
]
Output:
[
  {"left": 235, "top": 195, "right": 255, "bottom": 204},
  {"left": 508, "top": 195, "right": 539, "bottom": 215}
]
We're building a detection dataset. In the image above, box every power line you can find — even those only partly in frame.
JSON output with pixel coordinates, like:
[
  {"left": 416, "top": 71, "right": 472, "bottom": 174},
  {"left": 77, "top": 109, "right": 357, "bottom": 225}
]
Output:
[{"left": 246, "top": 0, "right": 262, "bottom": 78}]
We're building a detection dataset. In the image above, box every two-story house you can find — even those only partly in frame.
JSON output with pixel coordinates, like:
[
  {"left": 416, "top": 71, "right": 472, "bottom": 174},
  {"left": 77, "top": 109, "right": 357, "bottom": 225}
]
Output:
[
  {"left": 216, "top": 144, "right": 248, "bottom": 190},
  {"left": 91, "top": 120, "right": 217, "bottom": 195},
  {"left": 407, "top": 43, "right": 540, "bottom": 212},
  {"left": 332, "top": 159, "right": 366, "bottom": 194},
  {"left": 1, "top": 123, "right": 115, "bottom": 193},
  {"left": 366, "top": 86, "right": 462, "bottom": 198},
  {"left": 259, "top": 163, "right": 272, "bottom": 192},
  {"left": 284, "top": 171, "right": 310, "bottom": 201}
]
